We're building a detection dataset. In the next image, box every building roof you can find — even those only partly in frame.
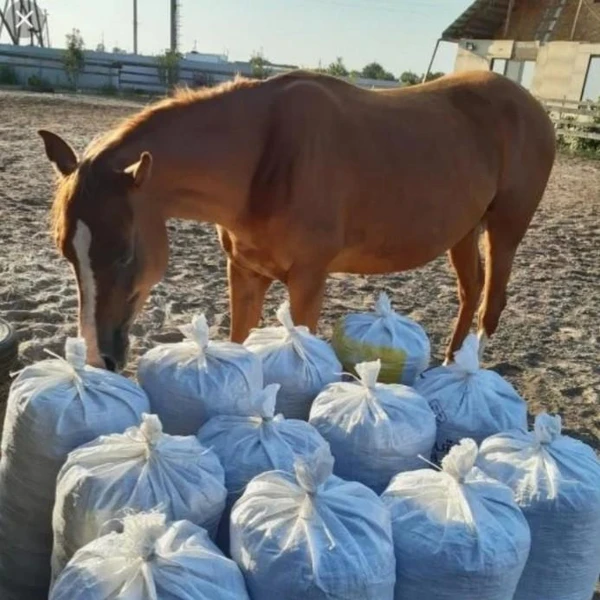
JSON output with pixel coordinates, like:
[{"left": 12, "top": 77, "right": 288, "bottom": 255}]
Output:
[{"left": 442, "top": 0, "right": 513, "bottom": 41}]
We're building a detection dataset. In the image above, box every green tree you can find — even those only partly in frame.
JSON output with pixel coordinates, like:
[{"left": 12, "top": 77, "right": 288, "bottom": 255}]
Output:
[
  {"left": 156, "top": 49, "right": 181, "bottom": 89},
  {"left": 249, "top": 51, "right": 271, "bottom": 79},
  {"left": 399, "top": 70, "right": 420, "bottom": 86},
  {"left": 326, "top": 57, "right": 348, "bottom": 77},
  {"left": 361, "top": 62, "right": 396, "bottom": 81},
  {"left": 63, "top": 29, "right": 85, "bottom": 89},
  {"left": 425, "top": 71, "right": 445, "bottom": 82}
]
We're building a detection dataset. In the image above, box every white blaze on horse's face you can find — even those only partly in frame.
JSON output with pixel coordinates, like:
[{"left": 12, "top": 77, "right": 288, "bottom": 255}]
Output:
[{"left": 71, "top": 219, "right": 103, "bottom": 367}]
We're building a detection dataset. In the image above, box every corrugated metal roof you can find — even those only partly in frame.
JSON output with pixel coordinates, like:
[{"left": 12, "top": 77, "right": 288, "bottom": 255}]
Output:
[{"left": 442, "top": 0, "right": 513, "bottom": 41}]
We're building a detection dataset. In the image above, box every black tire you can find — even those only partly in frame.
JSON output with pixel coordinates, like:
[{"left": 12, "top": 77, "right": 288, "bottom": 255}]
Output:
[{"left": 0, "top": 317, "right": 19, "bottom": 381}]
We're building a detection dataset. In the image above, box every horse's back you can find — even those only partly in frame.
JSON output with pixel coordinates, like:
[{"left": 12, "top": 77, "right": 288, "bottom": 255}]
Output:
[
  {"left": 246, "top": 70, "right": 554, "bottom": 272},
  {"left": 408, "top": 70, "right": 556, "bottom": 175}
]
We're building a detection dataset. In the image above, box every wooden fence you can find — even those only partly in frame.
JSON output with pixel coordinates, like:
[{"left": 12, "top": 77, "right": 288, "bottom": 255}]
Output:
[{"left": 539, "top": 97, "right": 600, "bottom": 142}]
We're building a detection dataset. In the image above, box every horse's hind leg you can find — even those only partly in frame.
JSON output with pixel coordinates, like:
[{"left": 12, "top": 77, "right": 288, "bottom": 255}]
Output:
[
  {"left": 444, "top": 226, "right": 485, "bottom": 364},
  {"left": 476, "top": 188, "right": 542, "bottom": 358}
]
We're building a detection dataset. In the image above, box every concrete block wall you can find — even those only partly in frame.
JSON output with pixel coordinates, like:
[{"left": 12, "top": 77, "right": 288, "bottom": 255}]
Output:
[
  {"left": 530, "top": 41, "right": 596, "bottom": 99},
  {"left": 454, "top": 40, "right": 514, "bottom": 72},
  {"left": 454, "top": 37, "right": 600, "bottom": 101}
]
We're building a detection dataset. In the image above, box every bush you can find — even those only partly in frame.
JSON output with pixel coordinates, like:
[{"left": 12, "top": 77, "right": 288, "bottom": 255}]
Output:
[
  {"left": 63, "top": 29, "right": 85, "bottom": 89},
  {"left": 27, "top": 74, "right": 54, "bottom": 93},
  {"left": 192, "top": 71, "right": 215, "bottom": 88},
  {"left": 555, "top": 107, "right": 600, "bottom": 157},
  {"left": 0, "top": 65, "right": 18, "bottom": 85},
  {"left": 249, "top": 52, "right": 271, "bottom": 80},
  {"left": 156, "top": 49, "right": 181, "bottom": 89},
  {"left": 99, "top": 83, "right": 118, "bottom": 96}
]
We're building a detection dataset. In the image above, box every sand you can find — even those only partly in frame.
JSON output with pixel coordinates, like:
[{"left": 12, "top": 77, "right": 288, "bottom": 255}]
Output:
[
  {"left": 0, "top": 88, "right": 598, "bottom": 435},
  {"left": 0, "top": 92, "right": 600, "bottom": 412},
  {"left": 0, "top": 88, "right": 599, "bottom": 597},
  {"left": 1, "top": 89, "right": 599, "bottom": 446}
]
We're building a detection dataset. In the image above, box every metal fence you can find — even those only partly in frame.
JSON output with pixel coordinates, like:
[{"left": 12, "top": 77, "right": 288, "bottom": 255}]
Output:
[{"left": 0, "top": 44, "right": 405, "bottom": 94}]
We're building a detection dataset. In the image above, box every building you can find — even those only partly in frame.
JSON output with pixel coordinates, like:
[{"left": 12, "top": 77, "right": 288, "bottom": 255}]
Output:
[
  {"left": 442, "top": 0, "right": 600, "bottom": 101},
  {"left": 184, "top": 51, "right": 229, "bottom": 64}
]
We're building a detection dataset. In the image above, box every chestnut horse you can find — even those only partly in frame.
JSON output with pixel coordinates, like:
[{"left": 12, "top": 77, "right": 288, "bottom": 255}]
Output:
[{"left": 39, "top": 69, "right": 555, "bottom": 371}]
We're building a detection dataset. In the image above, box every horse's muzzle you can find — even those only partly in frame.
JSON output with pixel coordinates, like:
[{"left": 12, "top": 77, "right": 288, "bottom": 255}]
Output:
[{"left": 98, "top": 327, "right": 130, "bottom": 372}]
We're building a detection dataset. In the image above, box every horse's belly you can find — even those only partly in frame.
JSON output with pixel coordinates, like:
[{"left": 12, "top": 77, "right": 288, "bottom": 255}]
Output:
[{"left": 328, "top": 244, "right": 448, "bottom": 274}]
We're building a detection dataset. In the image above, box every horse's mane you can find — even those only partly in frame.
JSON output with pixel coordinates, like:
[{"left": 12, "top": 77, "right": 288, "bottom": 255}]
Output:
[{"left": 82, "top": 74, "right": 262, "bottom": 161}]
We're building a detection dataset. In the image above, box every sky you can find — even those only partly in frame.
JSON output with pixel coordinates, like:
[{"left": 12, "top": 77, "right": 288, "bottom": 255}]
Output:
[{"left": 4, "top": 0, "right": 475, "bottom": 77}]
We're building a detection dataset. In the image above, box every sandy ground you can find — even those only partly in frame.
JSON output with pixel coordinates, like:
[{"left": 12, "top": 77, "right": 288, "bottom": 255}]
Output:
[
  {"left": 1, "top": 89, "right": 599, "bottom": 441},
  {"left": 0, "top": 88, "right": 599, "bottom": 595}
]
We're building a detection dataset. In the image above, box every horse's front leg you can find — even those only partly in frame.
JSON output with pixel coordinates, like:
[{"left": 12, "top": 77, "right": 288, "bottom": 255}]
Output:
[
  {"left": 228, "top": 259, "right": 272, "bottom": 343},
  {"left": 286, "top": 265, "right": 328, "bottom": 332}
]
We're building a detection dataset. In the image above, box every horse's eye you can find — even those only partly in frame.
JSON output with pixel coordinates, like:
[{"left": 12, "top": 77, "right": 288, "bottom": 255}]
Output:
[{"left": 114, "top": 248, "right": 134, "bottom": 269}]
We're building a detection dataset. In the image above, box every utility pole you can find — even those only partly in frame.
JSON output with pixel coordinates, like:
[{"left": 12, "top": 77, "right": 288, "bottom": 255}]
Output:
[
  {"left": 133, "top": 0, "right": 138, "bottom": 54},
  {"left": 170, "top": 0, "right": 177, "bottom": 52}
]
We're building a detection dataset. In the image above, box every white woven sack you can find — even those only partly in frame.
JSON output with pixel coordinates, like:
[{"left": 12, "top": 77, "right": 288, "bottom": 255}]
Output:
[
  {"left": 230, "top": 445, "right": 396, "bottom": 600},
  {"left": 138, "top": 313, "right": 264, "bottom": 435},
  {"left": 243, "top": 301, "right": 342, "bottom": 420},
  {"left": 0, "top": 338, "right": 149, "bottom": 600},
  {"left": 332, "top": 292, "right": 430, "bottom": 385},
  {"left": 49, "top": 512, "right": 250, "bottom": 600},
  {"left": 413, "top": 333, "right": 528, "bottom": 463},
  {"left": 477, "top": 413, "right": 600, "bottom": 600},
  {"left": 309, "top": 359, "right": 436, "bottom": 493},
  {"left": 381, "top": 438, "right": 531, "bottom": 600},
  {"left": 51, "top": 413, "right": 227, "bottom": 581},
  {"left": 197, "top": 383, "right": 329, "bottom": 554}
]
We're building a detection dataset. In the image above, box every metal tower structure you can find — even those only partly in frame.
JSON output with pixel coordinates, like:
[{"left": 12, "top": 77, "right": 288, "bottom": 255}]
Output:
[{"left": 0, "top": 0, "right": 49, "bottom": 46}]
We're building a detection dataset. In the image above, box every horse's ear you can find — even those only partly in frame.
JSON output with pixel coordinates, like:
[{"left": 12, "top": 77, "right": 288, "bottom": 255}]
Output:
[
  {"left": 38, "top": 130, "right": 78, "bottom": 176},
  {"left": 124, "top": 151, "right": 153, "bottom": 188}
]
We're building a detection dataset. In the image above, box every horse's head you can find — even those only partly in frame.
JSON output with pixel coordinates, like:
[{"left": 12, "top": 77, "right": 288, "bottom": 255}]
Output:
[{"left": 39, "top": 130, "right": 168, "bottom": 371}]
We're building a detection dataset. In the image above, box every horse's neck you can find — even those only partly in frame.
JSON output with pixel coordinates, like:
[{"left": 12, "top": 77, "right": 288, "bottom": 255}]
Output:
[{"left": 116, "top": 90, "right": 268, "bottom": 229}]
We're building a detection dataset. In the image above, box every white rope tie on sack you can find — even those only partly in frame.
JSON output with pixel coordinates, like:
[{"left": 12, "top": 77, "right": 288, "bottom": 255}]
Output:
[
  {"left": 276, "top": 301, "right": 309, "bottom": 363},
  {"left": 139, "top": 413, "right": 164, "bottom": 460},
  {"left": 252, "top": 384, "right": 280, "bottom": 420},
  {"left": 534, "top": 412, "right": 562, "bottom": 446},
  {"left": 295, "top": 446, "right": 335, "bottom": 523},
  {"left": 450, "top": 333, "right": 480, "bottom": 376},
  {"left": 39, "top": 337, "right": 89, "bottom": 398},
  {"left": 374, "top": 292, "right": 395, "bottom": 318},
  {"left": 178, "top": 314, "right": 210, "bottom": 369}
]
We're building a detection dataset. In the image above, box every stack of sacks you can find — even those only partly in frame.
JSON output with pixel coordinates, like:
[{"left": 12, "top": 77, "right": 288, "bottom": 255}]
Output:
[
  {"left": 414, "top": 333, "right": 528, "bottom": 463},
  {"left": 0, "top": 338, "right": 149, "bottom": 600},
  {"left": 243, "top": 301, "right": 342, "bottom": 420},
  {"left": 478, "top": 413, "right": 600, "bottom": 600},
  {"left": 309, "top": 359, "right": 436, "bottom": 493},
  {"left": 51, "top": 413, "right": 227, "bottom": 580},
  {"left": 50, "top": 512, "right": 250, "bottom": 600},
  {"left": 138, "top": 313, "right": 263, "bottom": 435},
  {"left": 230, "top": 446, "right": 396, "bottom": 600},
  {"left": 198, "top": 382, "right": 329, "bottom": 554},
  {"left": 331, "top": 292, "right": 430, "bottom": 385},
  {"left": 381, "top": 439, "right": 531, "bottom": 600}
]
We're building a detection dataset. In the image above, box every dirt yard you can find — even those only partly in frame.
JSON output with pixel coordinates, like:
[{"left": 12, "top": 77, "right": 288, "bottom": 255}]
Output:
[{"left": 0, "top": 88, "right": 599, "bottom": 447}]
